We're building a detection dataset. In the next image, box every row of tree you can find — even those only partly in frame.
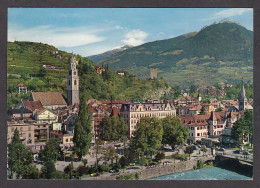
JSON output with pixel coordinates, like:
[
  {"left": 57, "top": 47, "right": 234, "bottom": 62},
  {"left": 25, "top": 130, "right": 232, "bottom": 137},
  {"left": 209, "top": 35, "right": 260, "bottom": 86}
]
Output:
[{"left": 130, "top": 116, "right": 189, "bottom": 159}]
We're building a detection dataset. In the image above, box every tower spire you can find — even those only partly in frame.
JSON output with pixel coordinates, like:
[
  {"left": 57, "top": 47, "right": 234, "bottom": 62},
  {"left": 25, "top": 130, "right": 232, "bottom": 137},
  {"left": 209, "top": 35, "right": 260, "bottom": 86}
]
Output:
[
  {"left": 238, "top": 80, "right": 247, "bottom": 111},
  {"left": 239, "top": 80, "right": 247, "bottom": 100}
]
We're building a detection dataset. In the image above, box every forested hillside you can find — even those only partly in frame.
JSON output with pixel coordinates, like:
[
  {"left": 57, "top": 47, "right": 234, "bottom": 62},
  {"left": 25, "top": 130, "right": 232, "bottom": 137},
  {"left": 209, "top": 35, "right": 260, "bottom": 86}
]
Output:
[{"left": 7, "top": 41, "right": 174, "bottom": 108}]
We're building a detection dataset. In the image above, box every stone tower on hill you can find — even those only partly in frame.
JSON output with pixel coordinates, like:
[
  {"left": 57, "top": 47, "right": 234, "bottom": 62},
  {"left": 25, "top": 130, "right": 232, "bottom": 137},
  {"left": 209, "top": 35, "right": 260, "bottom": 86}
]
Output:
[
  {"left": 150, "top": 68, "right": 158, "bottom": 79},
  {"left": 67, "top": 56, "right": 79, "bottom": 105}
]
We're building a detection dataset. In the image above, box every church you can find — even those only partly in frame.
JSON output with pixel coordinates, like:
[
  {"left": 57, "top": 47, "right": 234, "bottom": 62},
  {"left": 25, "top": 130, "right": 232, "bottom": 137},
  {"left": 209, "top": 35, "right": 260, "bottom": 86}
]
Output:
[
  {"left": 67, "top": 56, "right": 80, "bottom": 106},
  {"left": 228, "top": 82, "right": 253, "bottom": 112}
]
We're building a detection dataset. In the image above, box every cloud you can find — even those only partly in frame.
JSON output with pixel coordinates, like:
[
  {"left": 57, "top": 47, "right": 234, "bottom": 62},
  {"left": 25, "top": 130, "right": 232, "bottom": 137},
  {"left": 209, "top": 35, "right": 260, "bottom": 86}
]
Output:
[
  {"left": 8, "top": 24, "right": 107, "bottom": 47},
  {"left": 204, "top": 8, "right": 253, "bottom": 21},
  {"left": 121, "top": 29, "right": 148, "bottom": 46}
]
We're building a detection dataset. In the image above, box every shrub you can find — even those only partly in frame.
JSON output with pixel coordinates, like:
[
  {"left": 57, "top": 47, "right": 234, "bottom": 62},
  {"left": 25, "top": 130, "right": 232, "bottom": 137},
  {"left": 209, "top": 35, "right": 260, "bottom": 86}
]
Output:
[
  {"left": 77, "top": 165, "right": 89, "bottom": 176},
  {"left": 99, "top": 164, "right": 112, "bottom": 173},
  {"left": 135, "top": 173, "right": 140, "bottom": 180},
  {"left": 119, "top": 156, "right": 128, "bottom": 168},
  {"left": 155, "top": 151, "right": 165, "bottom": 162},
  {"left": 116, "top": 174, "right": 134, "bottom": 180}
]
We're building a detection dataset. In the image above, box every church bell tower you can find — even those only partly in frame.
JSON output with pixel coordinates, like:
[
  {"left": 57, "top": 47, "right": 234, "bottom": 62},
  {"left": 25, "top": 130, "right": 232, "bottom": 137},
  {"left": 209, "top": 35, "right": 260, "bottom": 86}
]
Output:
[
  {"left": 238, "top": 81, "right": 247, "bottom": 111},
  {"left": 67, "top": 56, "right": 79, "bottom": 105}
]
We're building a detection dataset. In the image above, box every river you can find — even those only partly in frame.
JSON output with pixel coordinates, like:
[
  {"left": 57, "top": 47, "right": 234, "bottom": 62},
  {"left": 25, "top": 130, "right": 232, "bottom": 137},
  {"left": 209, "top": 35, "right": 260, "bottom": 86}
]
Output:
[{"left": 149, "top": 167, "right": 252, "bottom": 180}]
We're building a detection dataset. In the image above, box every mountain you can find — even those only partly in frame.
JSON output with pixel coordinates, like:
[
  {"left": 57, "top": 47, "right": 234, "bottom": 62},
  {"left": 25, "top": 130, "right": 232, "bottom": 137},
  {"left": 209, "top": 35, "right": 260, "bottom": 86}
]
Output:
[
  {"left": 95, "top": 21, "right": 253, "bottom": 88},
  {"left": 88, "top": 45, "right": 133, "bottom": 63}
]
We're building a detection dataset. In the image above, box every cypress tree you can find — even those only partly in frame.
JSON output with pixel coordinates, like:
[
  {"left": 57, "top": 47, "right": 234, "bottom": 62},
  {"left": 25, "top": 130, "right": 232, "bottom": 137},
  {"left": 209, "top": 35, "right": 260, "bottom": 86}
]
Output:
[
  {"left": 8, "top": 128, "right": 34, "bottom": 179},
  {"left": 73, "top": 96, "right": 92, "bottom": 160}
]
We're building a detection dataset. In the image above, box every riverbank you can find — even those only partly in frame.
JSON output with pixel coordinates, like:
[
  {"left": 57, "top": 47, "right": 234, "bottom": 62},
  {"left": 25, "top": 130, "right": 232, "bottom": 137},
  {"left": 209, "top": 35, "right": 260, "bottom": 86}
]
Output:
[
  {"left": 214, "top": 155, "right": 253, "bottom": 178},
  {"left": 82, "top": 156, "right": 214, "bottom": 180}
]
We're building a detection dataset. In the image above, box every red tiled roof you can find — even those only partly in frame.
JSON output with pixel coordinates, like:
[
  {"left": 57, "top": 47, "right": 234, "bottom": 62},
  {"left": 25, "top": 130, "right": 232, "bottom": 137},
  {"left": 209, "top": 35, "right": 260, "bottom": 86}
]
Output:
[
  {"left": 101, "top": 100, "right": 132, "bottom": 104},
  {"left": 94, "top": 65, "right": 105, "bottom": 70},
  {"left": 116, "top": 69, "right": 126, "bottom": 73},
  {"left": 110, "top": 107, "right": 120, "bottom": 117},
  {"left": 22, "top": 101, "right": 44, "bottom": 111},
  {"left": 50, "top": 130, "right": 63, "bottom": 136},
  {"left": 35, "top": 108, "right": 56, "bottom": 115},
  {"left": 32, "top": 92, "right": 67, "bottom": 106},
  {"left": 17, "top": 83, "right": 27, "bottom": 87},
  {"left": 179, "top": 113, "right": 211, "bottom": 126},
  {"left": 189, "top": 105, "right": 202, "bottom": 111}
]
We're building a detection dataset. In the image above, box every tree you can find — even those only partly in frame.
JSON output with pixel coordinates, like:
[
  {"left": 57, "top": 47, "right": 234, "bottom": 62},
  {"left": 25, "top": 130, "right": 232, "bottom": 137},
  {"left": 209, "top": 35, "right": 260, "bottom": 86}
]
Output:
[
  {"left": 94, "top": 139, "right": 105, "bottom": 169},
  {"left": 216, "top": 107, "right": 223, "bottom": 112},
  {"left": 64, "top": 161, "right": 78, "bottom": 179},
  {"left": 119, "top": 156, "right": 128, "bottom": 168},
  {"left": 155, "top": 151, "right": 165, "bottom": 162},
  {"left": 21, "top": 163, "right": 40, "bottom": 179},
  {"left": 104, "top": 146, "right": 118, "bottom": 166},
  {"left": 39, "top": 138, "right": 62, "bottom": 162},
  {"left": 121, "top": 135, "right": 128, "bottom": 156},
  {"left": 232, "top": 110, "right": 253, "bottom": 146},
  {"left": 81, "top": 159, "right": 88, "bottom": 167},
  {"left": 173, "top": 86, "right": 181, "bottom": 99},
  {"left": 38, "top": 67, "right": 47, "bottom": 77},
  {"left": 184, "top": 146, "right": 194, "bottom": 160},
  {"left": 8, "top": 128, "right": 34, "bottom": 179},
  {"left": 190, "top": 85, "right": 197, "bottom": 94},
  {"left": 200, "top": 106, "right": 206, "bottom": 115},
  {"left": 162, "top": 116, "right": 189, "bottom": 150},
  {"left": 73, "top": 96, "right": 92, "bottom": 160},
  {"left": 200, "top": 146, "right": 207, "bottom": 156},
  {"left": 130, "top": 117, "right": 163, "bottom": 158},
  {"left": 100, "top": 116, "right": 128, "bottom": 141},
  {"left": 40, "top": 161, "right": 56, "bottom": 179}
]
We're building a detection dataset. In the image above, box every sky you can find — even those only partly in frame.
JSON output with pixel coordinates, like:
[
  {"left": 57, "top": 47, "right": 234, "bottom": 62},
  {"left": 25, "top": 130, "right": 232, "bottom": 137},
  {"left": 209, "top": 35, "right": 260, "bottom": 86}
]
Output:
[{"left": 8, "top": 8, "right": 253, "bottom": 57}]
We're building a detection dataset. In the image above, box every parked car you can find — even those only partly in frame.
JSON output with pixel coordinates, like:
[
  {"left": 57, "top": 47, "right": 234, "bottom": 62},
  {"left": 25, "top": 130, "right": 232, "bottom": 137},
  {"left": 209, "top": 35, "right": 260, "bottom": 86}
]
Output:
[
  {"left": 218, "top": 148, "right": 225, "bottom": 152},
  {"left": 234, "top": 150, "right": 241, "bottom": 154}
]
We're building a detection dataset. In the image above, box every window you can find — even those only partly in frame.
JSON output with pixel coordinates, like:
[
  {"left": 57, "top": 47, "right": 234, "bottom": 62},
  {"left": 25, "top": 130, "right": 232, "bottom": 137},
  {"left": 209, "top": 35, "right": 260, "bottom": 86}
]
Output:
[
  {"left": 29, "top": 133, "right": 31, "bottom": 137},
  {"left": 66, "top": 139, "right": 68, "bottom": 142},
  {"left": 74, "top": 71, "right": 76, "bottom": 75},
  {"left": 197, "top": 133, "right": 200, "bottom": 136},
  {"left": 70, "top": 138, "right": 73, "bottom": 141},
  {"left": 74, "top": 80, "right": 77, "bottom": 85}
]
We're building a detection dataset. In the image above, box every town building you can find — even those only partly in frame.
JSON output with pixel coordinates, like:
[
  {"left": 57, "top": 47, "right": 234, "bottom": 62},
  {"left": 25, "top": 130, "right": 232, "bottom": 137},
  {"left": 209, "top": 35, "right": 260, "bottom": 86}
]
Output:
[
  {"left": 52, "top": 122, "right": 62, "bottom": 131},
  {"left": 17, "top": 100, "right": 44, "bottom": 115},
  {"left": 50, "top": 50, "right": 59, "bottom": 55},
  {"left": 179, "top": 111, "right": 226, "bottom": 143},
  {"left": 94, "top": 65, "right": 105, "bottom": 74},
  {"left": 42, "top": 64, "right": 55, "bottom": 70},
  {"left": 7, "top": 121, "right": 35, "bottom": 147},
  {"left": 150, "top": 68, "right": 158, "bottom": 79},
  {"left": 116, "top": 69, "right": 126, "bottom": 76},
  {"left": 34, "top": 123, "right": 50, "bottom": 145},
  {"left": 7, "top": 108, "right": 33, "bottom": 120},
  {"left": 50, "top": 130, "right": 74, "bottom": 147},
  {"left": 67, "top": 56, "right": 80, "bottom": 106},
  {"left": 120, "top": 102, "right": 176, "bottom": 137},
  {"left": 30, "top": 92, "right": 67, "bottom": 109},
  {"left": 176, "top": 96, "right": 200, "bottom": 106},
  {"left": 35, "top": 109, "right": 58, "bottom": 124},
  {"left": 17, "top": 83, "right": 27, "bottom": 94}
]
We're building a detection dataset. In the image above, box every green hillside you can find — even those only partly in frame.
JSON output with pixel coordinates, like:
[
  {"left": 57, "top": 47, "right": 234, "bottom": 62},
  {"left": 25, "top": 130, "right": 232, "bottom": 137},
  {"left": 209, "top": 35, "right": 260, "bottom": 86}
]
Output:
[
  {"left": 7, "top": 41, "right": 174, "bottom": 108},
  {"left": 96, "top": 21, "right": 253, "bottom": 88}
]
